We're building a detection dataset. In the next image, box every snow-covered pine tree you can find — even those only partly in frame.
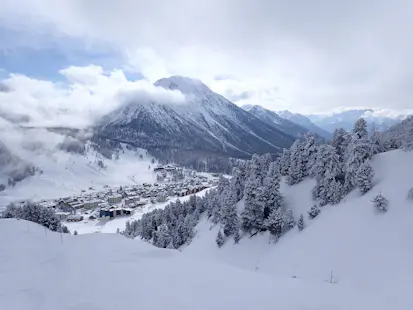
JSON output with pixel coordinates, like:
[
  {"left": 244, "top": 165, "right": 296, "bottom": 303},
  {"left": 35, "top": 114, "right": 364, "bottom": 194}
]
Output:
[
  {"left": 247, "top": 154, "right": 262, "bottom": 184},
  {"left": 259, "top": 153, "right": 272, "bottom": 178},
  {"left": 233, "top": 229, "right": 241, "bottom": 244},
  {"left": 241, "top": 176, "right": 265, "bottom": 233},
  {"left": 344, "top": 129, "right": 372, "bottom": 193},
  {"left": 261, "top": 173, "right": 283, "bottom": 219},
  {"left": 370, "top": 129, "right": 384, "bottom": 155},
  {"left": 231, "top": 167, "right": 246, "bottom": 202},
  {"left": 279, "top": 148, "right": 291, "bottom": 176},
  {"left": 217, "top": 175, "right": 230, "bottom": 195},
  {"left": 372, "top": 194, "right": 388, "bottom": 212},
  {"left": 287, "top": 140, "right": 305, "bottom": 185},
  {"left": 312, "top": 145, "right": 343, "bottom": 206},
  {"left": 353, "top": 118, "right": 368, "bottom": 139},
  {"left": 154, "top": 224, "right": 172, "bottom": 248},
  {"left": 402, "top": 122, "right": 413, "bottom": 151},
  {"left": 297, "top": 214, "right": 305, "bottom": 231},
  {"left": 308, "top": 205, "right": 320, "bottom": 219},
  {"left": 284, "top": 209, "right": 295, "bottom": 230},
  {"left": 220, "top": 188, "right": 239, "bottom": 237},
  {"left": 264, "top": 208, "right": 285, "bottom": 237},
  {"left": 210, "top": 193, "right": 222, "bottom": 224},
  {"left": 302, "top": 132, "right": 318, "bottom": 177},
  {"left": 331, "top": 128, "right": 350, "bottom": 161},
  {"left": 216, "top": 230, "right": 225, "bottom": 247},
  {"left": 356, "top": 161, "right": 374, "bottom": 194}
]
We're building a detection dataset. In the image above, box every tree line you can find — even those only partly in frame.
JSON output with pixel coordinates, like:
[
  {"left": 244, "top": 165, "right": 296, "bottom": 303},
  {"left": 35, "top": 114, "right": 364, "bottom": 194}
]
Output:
[{"left": 123, "top": 117, "right": 412, "bottom": 248}]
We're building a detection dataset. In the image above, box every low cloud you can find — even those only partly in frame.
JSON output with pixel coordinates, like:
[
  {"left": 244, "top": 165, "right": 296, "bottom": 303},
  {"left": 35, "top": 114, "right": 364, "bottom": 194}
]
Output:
[
  {"left": 0, "top": 65, "right": 186, "bottom": 129},
  {"left": 0, "top": 65, "right": 186, "bottom": 169}
]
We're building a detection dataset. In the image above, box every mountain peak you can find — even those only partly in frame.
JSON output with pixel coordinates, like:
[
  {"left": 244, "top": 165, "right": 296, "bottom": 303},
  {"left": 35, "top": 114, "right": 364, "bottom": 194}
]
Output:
[{"left": 154, "top": 76, "right": 211, "bottom": 95}]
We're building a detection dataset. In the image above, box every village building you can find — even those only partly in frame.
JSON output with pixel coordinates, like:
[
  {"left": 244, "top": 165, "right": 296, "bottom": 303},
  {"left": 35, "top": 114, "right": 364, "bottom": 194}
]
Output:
[
  {"left": 107, "top": 195, "right": 122, "bottom": 204},
  {"left": 99, "top": 207, "right": 133, "bottom": 219},
  {"left": 83, "top": 199, "right": 101, "bottom": 209},
  {"left": 67, "top": 214, "right": 83, "bottom": 222},
  {"left": 125, "top": 196, "right": 140, "bottom": 205}
]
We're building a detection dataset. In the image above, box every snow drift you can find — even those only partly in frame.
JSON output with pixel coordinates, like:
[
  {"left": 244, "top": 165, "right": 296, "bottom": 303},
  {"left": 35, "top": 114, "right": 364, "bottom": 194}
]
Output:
[{"left": 0, "top": 219, "right": 399, "bottom": 310}]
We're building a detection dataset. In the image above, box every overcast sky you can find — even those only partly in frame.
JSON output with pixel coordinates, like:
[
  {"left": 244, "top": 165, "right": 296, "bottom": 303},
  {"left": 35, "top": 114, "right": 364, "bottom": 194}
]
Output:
[{"left": 1, "top": 0, "right": 413, "bottom": 116}]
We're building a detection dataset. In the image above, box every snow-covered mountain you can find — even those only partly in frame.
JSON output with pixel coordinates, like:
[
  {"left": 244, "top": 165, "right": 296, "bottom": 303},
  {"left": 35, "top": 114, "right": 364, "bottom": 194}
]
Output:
[
  {"left": 277, "top": 110, "right": 332, "bottom": 139},
  {"left": 306, "top": 109, "right": 406, "bottom": 133},
  {"left": 97, "top": 76, "right": 295, "bottom": 160},
  {"left": 242, "top": 104, "right": 323, "bottom": 139}
]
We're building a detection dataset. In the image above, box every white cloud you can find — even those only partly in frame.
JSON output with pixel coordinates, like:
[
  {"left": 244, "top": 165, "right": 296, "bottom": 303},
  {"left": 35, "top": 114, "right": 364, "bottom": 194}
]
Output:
[
  {"left": 1, "top": 0, "right": 413, "bottom": 114},
  {"left": 0, "top": 65, "right": 186, "bottom": 129}
]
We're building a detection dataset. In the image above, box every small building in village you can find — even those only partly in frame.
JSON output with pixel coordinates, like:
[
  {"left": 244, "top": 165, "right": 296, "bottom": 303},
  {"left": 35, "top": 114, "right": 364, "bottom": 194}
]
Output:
[
  {"left": 67, "top": 214, "right": 84, "bottom": 222},
  {"left": 84, "top": 199, "right": 101, "bottom": 209},
  {"left": 124, "top": 196, "right": 140, "bottom": 205},
  {"left": 99, "top": 207, "right": 132, "bottom": 219},
  {"left": 107, "top": 195, "right": 122, "bottom": 204}
]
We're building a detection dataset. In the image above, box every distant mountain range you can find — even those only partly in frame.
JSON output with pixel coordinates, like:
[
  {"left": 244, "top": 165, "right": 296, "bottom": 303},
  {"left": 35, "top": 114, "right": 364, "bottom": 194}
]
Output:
[
  {"left": 96, "top": 76, "right": 296, "bottom": 162},
  {"left": 241, "top": 105, "right": 308, "bottom": 138},
  {"left": 306, "top": 109, "right": 405, "bottom": 133}
]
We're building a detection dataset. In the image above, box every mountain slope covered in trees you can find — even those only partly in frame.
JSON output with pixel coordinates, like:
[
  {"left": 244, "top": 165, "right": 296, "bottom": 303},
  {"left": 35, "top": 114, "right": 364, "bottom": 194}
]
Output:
[{"left": 122, "top": 118, "right": 413, "bottom": 307}]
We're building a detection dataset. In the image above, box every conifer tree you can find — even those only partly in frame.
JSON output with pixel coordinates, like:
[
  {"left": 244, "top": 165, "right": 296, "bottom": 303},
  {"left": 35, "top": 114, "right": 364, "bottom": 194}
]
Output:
[
  {"left": 216, "top": 230, "right": 225, "bottom": 247},
  {"left": 220, "top": 189, "right": 239, "bottom": 237},
  {"left": 264, "top": 208, "right": 285, "bottom": 237},
  {"left": 287, "top": 140, "right": 305, "bottom": 185},
  {"left": 308, "top": 205, "right": 320, "bottom": 219},
  {"left": 279, "top": 148, "right": 291, "bottom": 176},
  {"left": 356, "top": 162, "right": 374, "bottom": 194},
  {"left": 302, "top": 132, "right": 318, "bottom": 177},
  {"left": 372, "top": 194, "right": 388, "bottom": 212},
  {"left": 241, "top": 176, "right": 265, "bottom": 232},
  {"left": 297, "top": 214, "right": 305, "bottom": 231},
  {"left": 353, "top": 118, "right": 368, "bottom": 139},
  {"left": 331, "top": 128, "right": 350, "bottom": 161},
  {"left": 285, "top": 209, "right": 295, "bottom": 230},
  {"left": 233, "top": 229, "right": 241, "bottom": 244}
]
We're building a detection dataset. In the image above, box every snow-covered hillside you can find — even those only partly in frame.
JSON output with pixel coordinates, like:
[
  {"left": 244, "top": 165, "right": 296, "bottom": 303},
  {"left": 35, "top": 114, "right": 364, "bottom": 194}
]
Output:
[
  {"left": 98, "top": 76, "right": 295, "bottom": 160},
  {"left": 0, "top": 145, "right": 155, "bottom": 206},
  {"left": 0, "top": 219, "right": 399, "bottom": 310},
  {"left": 277, "top": 110, "right": 331, "bottom": 139},
  {"left": 241, "top": 104, "right": 311, "bottom": 139},
  {"left": 185, "top": 150, "right": 413, "bottom": 307}
]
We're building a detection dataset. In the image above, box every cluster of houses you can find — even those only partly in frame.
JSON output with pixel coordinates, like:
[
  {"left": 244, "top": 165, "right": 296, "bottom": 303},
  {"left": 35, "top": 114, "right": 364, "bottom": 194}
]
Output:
[{"left": 35, "top": 171, "right": 218, "bottom": 222}]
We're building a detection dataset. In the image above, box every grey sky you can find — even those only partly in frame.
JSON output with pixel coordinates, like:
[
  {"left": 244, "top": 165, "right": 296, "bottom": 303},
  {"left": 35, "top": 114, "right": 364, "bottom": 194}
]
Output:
[{"left": 1, "top": 0, "right": 413, "bottom": 114}]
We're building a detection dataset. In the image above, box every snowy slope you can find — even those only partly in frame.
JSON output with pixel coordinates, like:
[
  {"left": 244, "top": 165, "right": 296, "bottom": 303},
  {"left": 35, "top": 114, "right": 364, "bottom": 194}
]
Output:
[
  {"left": 277, "top": 110, "right": 332, "bottom": 139},
  {"left": 185, "top": 150, "right": 413, "bottom": 307},
  {"left": 242, "top": 104, "right": 313, "bottom": 138},
  {"left": 0, "top": 219, "right": 397, "bottom": 310},
  {"left": 0, "top": 145, "right": 155, "bottom": 206},
  {"left": 98, "top": 76, "right": 295, "bottom": 159}
]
